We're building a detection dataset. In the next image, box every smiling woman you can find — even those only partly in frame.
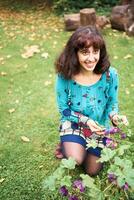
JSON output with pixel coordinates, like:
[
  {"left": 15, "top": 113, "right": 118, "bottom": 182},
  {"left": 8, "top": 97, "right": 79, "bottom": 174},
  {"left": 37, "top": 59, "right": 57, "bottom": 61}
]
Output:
[{"left": 55, "top": 26, "right": 128, "bottom": 176}]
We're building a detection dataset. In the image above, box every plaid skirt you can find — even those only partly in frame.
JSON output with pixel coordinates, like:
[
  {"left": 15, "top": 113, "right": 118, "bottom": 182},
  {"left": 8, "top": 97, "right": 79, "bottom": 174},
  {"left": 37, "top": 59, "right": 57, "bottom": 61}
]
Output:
[{"left": 59, "top": 120, "right": 107, "bottom": 157}]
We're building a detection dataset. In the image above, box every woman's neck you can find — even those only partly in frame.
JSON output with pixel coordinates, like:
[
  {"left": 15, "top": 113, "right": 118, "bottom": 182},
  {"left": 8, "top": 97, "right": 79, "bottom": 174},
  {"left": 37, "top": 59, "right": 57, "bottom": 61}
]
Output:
[{"left": 73, "top": 71, "right": 102, "bottom": 86}]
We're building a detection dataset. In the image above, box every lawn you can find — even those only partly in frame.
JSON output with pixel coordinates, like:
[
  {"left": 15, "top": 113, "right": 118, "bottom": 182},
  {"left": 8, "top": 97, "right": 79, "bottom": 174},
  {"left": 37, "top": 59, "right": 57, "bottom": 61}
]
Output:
[{"left": 0, "top": 5, "right": 134, "bottom": 200}]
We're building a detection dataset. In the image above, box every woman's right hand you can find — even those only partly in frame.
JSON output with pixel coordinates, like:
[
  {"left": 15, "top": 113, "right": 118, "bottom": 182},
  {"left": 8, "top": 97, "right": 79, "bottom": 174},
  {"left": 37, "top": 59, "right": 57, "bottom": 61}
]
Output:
[{"left": 86, "top": 119, "right": 105, "bottom": 135}]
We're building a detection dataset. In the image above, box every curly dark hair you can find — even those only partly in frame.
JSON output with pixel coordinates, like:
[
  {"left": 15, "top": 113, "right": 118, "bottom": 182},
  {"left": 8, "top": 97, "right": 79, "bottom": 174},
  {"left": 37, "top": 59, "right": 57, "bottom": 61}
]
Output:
[{"left": 55, "top": 26, "right": 110, "bottom": 79}]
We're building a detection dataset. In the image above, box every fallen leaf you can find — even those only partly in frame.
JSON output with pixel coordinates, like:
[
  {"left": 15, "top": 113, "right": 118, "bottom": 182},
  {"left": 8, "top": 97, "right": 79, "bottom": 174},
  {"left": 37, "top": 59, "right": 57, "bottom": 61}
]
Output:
[
  {"left": 41, "top": 52, "right": 49, "bottom": 59},
  {"left": 113, "top": 56, "right": 118, "bottom": 59},
  {"left": 15, "top": 99, "right": 19, "bottom": 104},
  {"left": 0, "top": 57, "right": 4, "bottom": 61},
  {"left": 44, "top": 80, "right": 52, "bottom": 86},
  {"left": 1, "top": 72, "right": 7, "bottom": 76},
  {"left": 21, "top": 136, "right": 30, "bottom": 142},
  {"left": 125, "top": 89, "right": 130, "bottom": 95},
  {"left": 21, "top": 45, "right": 40, "bottom": 59},
  {"left": 0, "top": 178, "right": 5, "bottom": 183},
  {"left": 8, "top": 108, "right": 15, "bottom": 113},
  {"left": 39, "top": 165, "right": 43, "bottom": 169},
  {"left": 6, "top": 55, "right": 12, "bottom": 58},
  {"left": 124, "top": 54, "right": 132, "bottom": 59}
]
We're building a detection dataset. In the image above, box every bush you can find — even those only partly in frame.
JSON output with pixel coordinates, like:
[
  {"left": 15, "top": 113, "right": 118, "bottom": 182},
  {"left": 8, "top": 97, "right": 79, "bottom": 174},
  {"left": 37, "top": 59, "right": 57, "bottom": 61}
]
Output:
[{"left": 52, "top": 0, "right": 120, "bottom": 14}]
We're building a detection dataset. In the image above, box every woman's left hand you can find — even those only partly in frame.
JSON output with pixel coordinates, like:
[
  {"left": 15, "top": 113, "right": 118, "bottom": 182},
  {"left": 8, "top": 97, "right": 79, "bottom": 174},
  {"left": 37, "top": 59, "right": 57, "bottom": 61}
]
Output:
[{"left": 112, "top": 114, "right": 129, "bottom": 126}]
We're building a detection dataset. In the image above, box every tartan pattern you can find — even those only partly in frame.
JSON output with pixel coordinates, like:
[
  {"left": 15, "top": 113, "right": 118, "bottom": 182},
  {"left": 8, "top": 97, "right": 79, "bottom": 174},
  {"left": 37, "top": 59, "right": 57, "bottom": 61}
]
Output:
[{"left": 59, "top": 121, "right": 105, "bottom": 148}]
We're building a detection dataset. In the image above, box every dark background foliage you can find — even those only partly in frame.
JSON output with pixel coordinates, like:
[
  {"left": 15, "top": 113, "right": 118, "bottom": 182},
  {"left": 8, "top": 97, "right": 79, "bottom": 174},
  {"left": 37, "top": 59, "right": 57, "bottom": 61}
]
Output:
[{"left": 0, "top": 0, "right": 120, "bottom": 13}]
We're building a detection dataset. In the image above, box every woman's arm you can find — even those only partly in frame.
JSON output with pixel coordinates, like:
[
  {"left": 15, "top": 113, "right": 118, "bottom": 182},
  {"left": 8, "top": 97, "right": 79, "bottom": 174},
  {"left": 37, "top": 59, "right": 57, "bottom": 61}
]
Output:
[
  {"left": 106, "top": 68, "right": 119, "bottom": 119},
  {"left": 106, "top": 68, "right": 128, "bottom": 126},
  {"left": 56, "top": 74, "right": 89, "bottom": 124}
]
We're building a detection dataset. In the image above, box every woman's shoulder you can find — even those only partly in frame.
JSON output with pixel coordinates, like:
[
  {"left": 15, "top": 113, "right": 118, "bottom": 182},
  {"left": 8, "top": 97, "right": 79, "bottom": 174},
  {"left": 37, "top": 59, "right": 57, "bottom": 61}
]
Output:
[
  {"left": 56, "top": 73, "right": 70, "bottom": 87},
  {"left": 109, "top": 66, "right": 118, "bottom": 76}
]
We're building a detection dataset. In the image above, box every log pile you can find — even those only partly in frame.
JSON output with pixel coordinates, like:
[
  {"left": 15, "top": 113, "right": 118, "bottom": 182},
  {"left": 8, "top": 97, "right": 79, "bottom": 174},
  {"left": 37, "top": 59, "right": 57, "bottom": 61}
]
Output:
[
  {"left": 64, "top": 8, "right": 109, "bottom": 31},
  {"left": 110, "top": 0, "right": 134, "bottom": 36}
]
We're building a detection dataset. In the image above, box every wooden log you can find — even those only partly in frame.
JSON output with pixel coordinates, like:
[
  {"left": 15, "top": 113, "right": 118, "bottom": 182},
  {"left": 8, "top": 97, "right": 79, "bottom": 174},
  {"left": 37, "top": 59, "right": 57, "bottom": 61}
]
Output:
[
  {"left": 110, "top": 5, "right": 129, "bottom": 31},
  {"left": 96, "top": 16, "right": 110, "bottom": 29},
  {"left": 125, "top": 1, "right": 134, "bottom": 36},
  {"left": 64, "top": 13, "right": 80, "bottom": 31},
  {"left": 80, "top": 8, "right": 96, "bottom": 26}
]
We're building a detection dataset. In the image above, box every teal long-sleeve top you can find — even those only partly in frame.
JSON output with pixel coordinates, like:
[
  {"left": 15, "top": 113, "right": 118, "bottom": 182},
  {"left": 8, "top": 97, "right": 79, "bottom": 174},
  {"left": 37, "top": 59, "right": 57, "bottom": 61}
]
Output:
[{"left": 56, "top": 67, "right": 119, "bottom": 128}]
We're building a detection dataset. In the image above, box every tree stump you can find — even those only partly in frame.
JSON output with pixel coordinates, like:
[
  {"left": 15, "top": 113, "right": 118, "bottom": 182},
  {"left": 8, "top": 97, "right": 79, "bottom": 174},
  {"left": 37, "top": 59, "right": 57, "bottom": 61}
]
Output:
[
  {"left": 80, "top": 8, "right": 96, "bottom": 26},
  {"left": 125, "top": 1, "right": 134, "bottom": 36},
  {"left": 110, "top": 5, "right": 129, "bottom": 31},
  {"left": 64, "top": 13, "right": 80, "bottom": 31}
]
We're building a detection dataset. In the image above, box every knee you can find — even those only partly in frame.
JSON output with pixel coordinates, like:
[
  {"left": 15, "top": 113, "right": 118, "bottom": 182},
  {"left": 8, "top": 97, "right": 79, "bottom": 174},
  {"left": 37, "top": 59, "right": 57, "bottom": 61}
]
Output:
[{"left": 86, "top": 168, "right": 100, "bottom": 177}]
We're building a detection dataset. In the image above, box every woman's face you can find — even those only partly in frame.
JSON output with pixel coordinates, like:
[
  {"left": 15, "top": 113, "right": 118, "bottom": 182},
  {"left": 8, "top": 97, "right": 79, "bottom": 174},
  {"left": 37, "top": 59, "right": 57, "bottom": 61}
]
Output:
[{"left": 77, "top": 46, "right": 100, "bottom": 73}]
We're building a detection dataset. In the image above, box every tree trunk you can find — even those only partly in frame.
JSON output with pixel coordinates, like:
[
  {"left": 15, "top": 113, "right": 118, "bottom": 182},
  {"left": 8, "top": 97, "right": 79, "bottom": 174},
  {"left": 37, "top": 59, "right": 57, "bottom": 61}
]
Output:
[
  {"left": 64, "top": 14, "right": 80, "bottom": 31},
  {"left": 80, "top": 8, "right": 96, "bottom": 26}
]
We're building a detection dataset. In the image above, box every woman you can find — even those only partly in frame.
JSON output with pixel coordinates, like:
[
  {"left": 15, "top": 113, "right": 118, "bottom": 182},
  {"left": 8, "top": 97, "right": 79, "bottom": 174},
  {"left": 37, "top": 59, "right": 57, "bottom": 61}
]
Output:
[{"left": 55, "top": 26, "right": 128, "bottom": 176}]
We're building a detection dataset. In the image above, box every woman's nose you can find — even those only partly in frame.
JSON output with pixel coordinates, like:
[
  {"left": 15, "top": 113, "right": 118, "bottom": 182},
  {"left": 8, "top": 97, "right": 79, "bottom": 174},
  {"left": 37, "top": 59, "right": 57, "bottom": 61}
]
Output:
[{"left": 86, "top": 54, "right": 96, "bottom": 62}]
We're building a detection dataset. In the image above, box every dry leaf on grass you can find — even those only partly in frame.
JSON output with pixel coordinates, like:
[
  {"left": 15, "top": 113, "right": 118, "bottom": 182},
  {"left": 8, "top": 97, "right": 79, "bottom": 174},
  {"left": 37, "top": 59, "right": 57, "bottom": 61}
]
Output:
[
  {"left": 41, "top": 52, "right": 49, "bottom": 59},
  {"left": 124, "top": 54, "right": 132, "bottom": 59},
  {"left": 0, "top": 57, "right": 4, "bottom": 61},
  {"left": 44, "top": 80, "right": 52, "bottom": 86},
  {"left": 8, "top": 108, "right": 15, "bottom": 113},
  {"left": 0, "top": 72, "right": 7, "bottom": 76},
  {"left": 0, "top": 178, "right": 5, "bottom": 183},
  {"left": 113, "top": 56, "right": 118, "bottom": 59},
  {"left": 125, "top": 89, "right": 130, "bottom": 95},
  {"left": 21, "top": 136, "right": 30, "bottom": 142},
  {"left": 21, "top": 45, "right": 40, "bottom": 59}
]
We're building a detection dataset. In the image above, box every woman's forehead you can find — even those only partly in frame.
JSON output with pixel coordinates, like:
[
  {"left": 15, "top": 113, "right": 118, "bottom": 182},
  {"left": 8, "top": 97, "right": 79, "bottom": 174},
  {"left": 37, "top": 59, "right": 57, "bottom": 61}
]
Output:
[{"left": 79, "top": 46, "right": 99, "bottom": 51}]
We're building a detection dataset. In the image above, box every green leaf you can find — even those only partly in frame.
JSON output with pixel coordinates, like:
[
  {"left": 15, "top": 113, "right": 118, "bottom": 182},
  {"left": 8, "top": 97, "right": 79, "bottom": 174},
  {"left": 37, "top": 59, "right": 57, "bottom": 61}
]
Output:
[
  {"left": 61, "top": 157, "right": 76, "bottom": 169},
  {"left": 86, "top": 139, "right": 98, "bottom": 149},
  {"left": 108, "top": 164, "right": 119, "bottom": 173},
  {"left": 127, "top": 129, "right": 132, "bottom": 137},
  {"left": 88, "top": 189, "right": 104, "bottom": 200},
  {"left": 60, "top": 175, "right": 72, "bottom": 187},
  {"left": 43, "top": 176, "right": 56, "bottom": 191},
  {"left": 117, "top": 176, "right": 126, "bottom": 187},
  {"left": 80, "top": 174, "right": 95, "bottom": 188},
  {"left": 125, "top": 169, "right": 134, "bottom": 188},
  {"left": 53, "top": 167, "right": 65, "bottom": 180},
  {"left": 98, "top": 147, "right": 116, "bottom": 162},
  {"left": 114, "top": 157, "right": 132, "bottom": 168},
  {"left": 117, "top": 145, "right": 130, "bottom": 156}
]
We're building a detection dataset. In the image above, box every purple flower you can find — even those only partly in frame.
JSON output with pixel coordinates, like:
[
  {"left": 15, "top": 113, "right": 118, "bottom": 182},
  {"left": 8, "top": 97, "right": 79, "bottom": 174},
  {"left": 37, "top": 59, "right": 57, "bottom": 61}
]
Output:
[
  {"left": 122, "top": 182, "right": 129, "bottom": 190},
  {"left": 73, "top": 180, "right": 85, "bottom": 192},
  {"left": 106, "top": 138, "right": 117, "bottom": 149},
  {"left": 120, "top": 133, "right": 127, "bottom": 139},
  {"left": 59, "top": 186, "right": 68, "bottom": 196},
  {"left": 69, "top": 195, "right": 79, "bottom": 200},
  {"left": 106, "top": 138, "right": 113, "bottom": 146},
  {"left": 108, "top": 173, "right": 117, "bottom": 183},
  {"left": 105, "top": 127, "right": 120, "bottom": 135}
]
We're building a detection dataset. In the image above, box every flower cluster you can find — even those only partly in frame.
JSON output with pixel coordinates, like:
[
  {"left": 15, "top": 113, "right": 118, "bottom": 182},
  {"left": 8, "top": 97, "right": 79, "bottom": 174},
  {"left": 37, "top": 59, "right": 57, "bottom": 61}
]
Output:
[
  {"left": 108, "top": 173, "right": 129, "bottom": 191},
  {"left": 59, "top": 180, "right": 85, "bottom": 200},
  {"left": 104, "top": 127, "right": 127, "bottom": 149}
]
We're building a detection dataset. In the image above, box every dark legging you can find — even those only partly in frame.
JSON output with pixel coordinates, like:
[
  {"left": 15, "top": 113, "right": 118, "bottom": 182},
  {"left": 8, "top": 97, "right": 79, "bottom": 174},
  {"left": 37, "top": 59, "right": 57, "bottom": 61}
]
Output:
[{"left": 62, "top": 142, "right": 103, "bottom": 176}]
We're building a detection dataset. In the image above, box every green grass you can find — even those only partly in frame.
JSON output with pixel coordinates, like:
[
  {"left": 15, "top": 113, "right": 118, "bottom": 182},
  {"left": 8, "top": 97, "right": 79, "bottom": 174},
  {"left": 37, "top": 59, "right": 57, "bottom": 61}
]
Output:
[{"left": 0, "top": 7, "right": 134, "bottom": 200}]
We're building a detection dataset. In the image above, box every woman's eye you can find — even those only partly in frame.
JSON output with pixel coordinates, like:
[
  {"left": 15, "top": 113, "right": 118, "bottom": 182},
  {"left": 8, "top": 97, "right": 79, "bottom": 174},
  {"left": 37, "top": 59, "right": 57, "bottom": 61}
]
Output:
[
  {"left": 82, "top": 52, "right": 88, "bottom": 55},
  {"left": 93, "top": 50, "right": 99, "bottom": 54}
]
